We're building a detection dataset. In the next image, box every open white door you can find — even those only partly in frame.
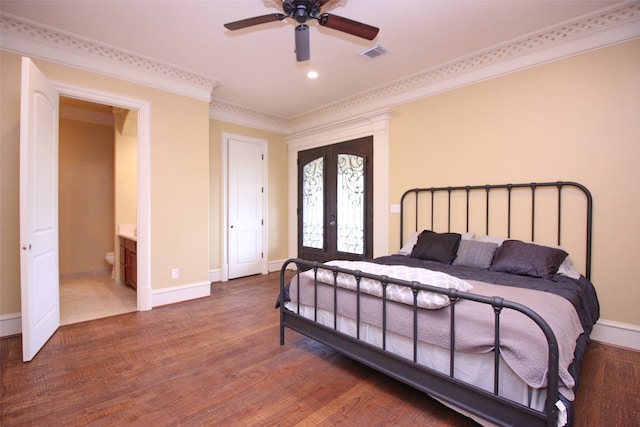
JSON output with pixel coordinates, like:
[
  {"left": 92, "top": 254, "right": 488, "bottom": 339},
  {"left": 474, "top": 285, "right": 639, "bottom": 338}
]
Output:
[
  {"left": 227, "top": 137, "right": 264, "bottom": 279},
  {"left": 19, "top": 57, "right": 60, "bottom": 362}
]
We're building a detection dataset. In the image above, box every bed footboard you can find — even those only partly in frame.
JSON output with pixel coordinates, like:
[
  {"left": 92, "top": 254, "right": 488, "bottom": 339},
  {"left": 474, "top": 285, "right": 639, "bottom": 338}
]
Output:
[{"left": 279, "top": 258, "right": 562, "bottom": 427}]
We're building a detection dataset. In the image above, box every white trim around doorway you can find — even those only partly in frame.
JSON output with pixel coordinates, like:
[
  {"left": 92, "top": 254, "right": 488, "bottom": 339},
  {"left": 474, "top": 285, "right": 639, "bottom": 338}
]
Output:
[{"left": 53, "top": 82, "right": 152, "bottom": 311}]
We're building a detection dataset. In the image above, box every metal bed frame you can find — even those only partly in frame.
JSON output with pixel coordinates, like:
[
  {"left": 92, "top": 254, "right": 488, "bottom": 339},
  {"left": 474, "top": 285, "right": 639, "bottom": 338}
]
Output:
[{"left": 279, "top": 181, "right": 593, "bottom": 426}]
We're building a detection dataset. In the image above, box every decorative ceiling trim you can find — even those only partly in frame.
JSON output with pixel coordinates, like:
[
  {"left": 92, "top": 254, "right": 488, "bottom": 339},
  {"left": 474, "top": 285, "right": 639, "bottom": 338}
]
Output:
[
  {"left": 0, "top": 13, "right": 217, "bottom": 102},
  {"left": 209, "top": 100, "right": 291, "bottom": 134},
  {"left": 2, "top": 3, "right": 639, "bottom": 132},
  {"left": 285, "top": 2, "right": 640, "bottom": 131},
  {"left": 214, "top": 1, "right": 640, "bottom": 133}
]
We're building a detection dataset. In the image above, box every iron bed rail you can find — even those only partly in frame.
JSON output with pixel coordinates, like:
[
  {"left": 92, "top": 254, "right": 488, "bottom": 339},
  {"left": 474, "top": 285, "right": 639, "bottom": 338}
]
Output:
[
  {"left": 399, "top": 181, "right": 593, "bottom": 279},
  {"left": 280, "top": 258, "right": 561, "bottom": 427}
]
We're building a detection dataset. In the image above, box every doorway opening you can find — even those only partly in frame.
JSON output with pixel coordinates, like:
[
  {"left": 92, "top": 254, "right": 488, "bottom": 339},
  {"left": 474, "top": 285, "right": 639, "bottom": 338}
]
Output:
[
  {"left": 58, "top": 97, "right": 137, "bottom": 324},
  {"left": 54, "top": 81, "right": 153, "bottom": 313}
]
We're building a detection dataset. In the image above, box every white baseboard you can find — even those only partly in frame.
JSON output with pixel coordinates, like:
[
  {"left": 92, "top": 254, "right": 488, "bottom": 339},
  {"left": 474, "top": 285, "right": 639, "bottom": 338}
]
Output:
[
  {"left": 151, "top": 281, "right": 211, "bottom": 308},
  {"left": 269, "top": 259, "right": 286, "bottom": 273},
  {"left": 0, "top": 312, "right": 21, "bottom": 337},
  {"left": 208, "top": 268, "right": 221, "bottom": 283},
  {"left": 208, "top": 261, "right": 285, "bottom": 283},
  {"left": 590, "top": 319, "right": 640, "bottom": 351}
]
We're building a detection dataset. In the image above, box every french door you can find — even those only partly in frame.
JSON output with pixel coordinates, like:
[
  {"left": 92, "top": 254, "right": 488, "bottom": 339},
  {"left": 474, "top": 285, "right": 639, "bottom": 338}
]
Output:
[{"left": 298, "top": 136, "right": 373, "bottom": 263}]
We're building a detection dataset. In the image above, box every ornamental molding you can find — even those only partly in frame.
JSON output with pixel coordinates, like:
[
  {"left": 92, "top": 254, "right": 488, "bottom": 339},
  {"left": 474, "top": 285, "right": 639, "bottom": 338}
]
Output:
[
  {"left": 2, "top": 3, "right": 640, "bottom": 132},
  {"left": 0, "top": 13, "right": 217, "bottom": 102},
  {"left": 285, "top": 2, "right": 640, "bottom": 132}
]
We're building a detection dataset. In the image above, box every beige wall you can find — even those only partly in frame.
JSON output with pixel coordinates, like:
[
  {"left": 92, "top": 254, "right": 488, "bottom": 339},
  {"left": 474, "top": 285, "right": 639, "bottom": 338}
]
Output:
[
  {"left": 114, "top": 108, "right": 138, "bottom": 228},
  {"left": 1, "top": 52, "right": 25, "bottom": 314},
  {"left": 58, "top": 117, "right": 114, "bottom": 276},
  {"left": 388, "top": 39, "right": 640, "bottom": 326},
  {"left": 114, "top": 108, "right": 138, "bottom": 282},
  {"left": 0, "top": 50, "right": 210, "bottom": 316},
  {"left": 208, "top": 120, "right": 289, "bottom": 271}
]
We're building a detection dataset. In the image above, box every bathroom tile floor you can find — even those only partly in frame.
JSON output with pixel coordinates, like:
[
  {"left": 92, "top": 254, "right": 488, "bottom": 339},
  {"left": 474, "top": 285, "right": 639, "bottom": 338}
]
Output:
[{"left": 60, "top": 273, "right": 136, "bottom": 325}]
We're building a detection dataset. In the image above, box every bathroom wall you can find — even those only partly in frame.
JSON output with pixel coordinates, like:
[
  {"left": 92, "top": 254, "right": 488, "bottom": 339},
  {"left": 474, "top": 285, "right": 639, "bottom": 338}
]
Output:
[
  {"left": 114, "top": 108, "right": 138, "bottom": 282},
  {"left": 58, "top": 115, "right": 115, "bottom": 276},
  {"left": 114, "top": 108, "right": 137, "bottom": 226}
]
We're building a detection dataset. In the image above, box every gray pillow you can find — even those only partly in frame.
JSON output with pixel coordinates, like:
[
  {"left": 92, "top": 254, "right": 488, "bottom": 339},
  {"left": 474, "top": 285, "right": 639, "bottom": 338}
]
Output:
[
  {"left": 489, "top": 240, "right": 568, "bottom": 278},
  {"left": 453, "top": 240, "right": 498, "bottom": 269}
]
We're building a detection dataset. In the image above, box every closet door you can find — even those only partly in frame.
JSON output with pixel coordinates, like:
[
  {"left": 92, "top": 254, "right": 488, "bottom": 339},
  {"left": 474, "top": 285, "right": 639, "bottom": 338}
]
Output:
[{"left": 298, "top": 136, "right": 373, "bottom": 263}]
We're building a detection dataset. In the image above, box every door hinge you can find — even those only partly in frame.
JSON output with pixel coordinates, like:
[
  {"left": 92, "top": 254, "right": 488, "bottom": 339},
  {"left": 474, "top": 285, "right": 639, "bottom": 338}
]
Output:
[
  {"left": 261, "top": 219, "right": 264, "bottom": 225},
  {"left": 261, "top": 252, "right": 264, "bottom": 258},
  {"left": 261, "top": 187, "right": 264, "bottom": 193},
  {"left": 262, "top": 154, "right": 264, "bottom": 160}
]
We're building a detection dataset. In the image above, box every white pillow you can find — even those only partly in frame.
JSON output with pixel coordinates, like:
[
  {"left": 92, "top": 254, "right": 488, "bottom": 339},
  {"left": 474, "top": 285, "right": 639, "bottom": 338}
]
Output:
[{"left": 461, "top": 232, "right": 475, "bottom": 241}]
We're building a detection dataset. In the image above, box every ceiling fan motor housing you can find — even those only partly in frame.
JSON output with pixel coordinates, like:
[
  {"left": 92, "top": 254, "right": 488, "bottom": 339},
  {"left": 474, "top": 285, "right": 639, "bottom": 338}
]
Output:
[{"left": 283, "top": 0, "right": 323, "bottom": 23}]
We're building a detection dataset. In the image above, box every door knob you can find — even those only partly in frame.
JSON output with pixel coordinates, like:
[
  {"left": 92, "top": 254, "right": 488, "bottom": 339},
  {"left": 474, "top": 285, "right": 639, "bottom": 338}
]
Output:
[{"left": 329, "top": 221, "right": 336, "bottom": 226}]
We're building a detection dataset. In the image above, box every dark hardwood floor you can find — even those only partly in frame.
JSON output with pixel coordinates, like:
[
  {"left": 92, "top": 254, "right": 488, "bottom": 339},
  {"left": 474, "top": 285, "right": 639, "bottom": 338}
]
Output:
[{"left": 1, "top": 272, "right": 638, "bottom": 426}]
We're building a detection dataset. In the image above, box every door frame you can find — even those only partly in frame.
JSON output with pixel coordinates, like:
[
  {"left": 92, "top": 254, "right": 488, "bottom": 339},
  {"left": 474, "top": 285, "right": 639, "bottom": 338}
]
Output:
[
  {"left": 221, "top": 132, "right": 268, "bottom": 282},
  {"left": 287, "top": 109, "right": 392, "bottom": 260},
  {"left": 53, "top": 82, "right": 152, "bottom": 311}
]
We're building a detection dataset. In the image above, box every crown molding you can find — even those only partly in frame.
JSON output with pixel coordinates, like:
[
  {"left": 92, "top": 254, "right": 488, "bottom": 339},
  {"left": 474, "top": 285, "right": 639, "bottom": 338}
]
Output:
[
  {"left": 209, "top": 100, "right": 291, "bottom": 134},
  {"left": 2, "top": 3, "right": 639, "bottom": 133},
  {"left": 0, "top": 13, "right": 217, "bottom": 102},
  {"left": 215, "top": 2, "right": 640, "bottom": 134}
]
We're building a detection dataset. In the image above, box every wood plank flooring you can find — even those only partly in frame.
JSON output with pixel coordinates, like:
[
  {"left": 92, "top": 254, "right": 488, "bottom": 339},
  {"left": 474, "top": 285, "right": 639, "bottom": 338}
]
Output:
[{"left": 2, "top": 272, "right": 638, "bottom": 426}]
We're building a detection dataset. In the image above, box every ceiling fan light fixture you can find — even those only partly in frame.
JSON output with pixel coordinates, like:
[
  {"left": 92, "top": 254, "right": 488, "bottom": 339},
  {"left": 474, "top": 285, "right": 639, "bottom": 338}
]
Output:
[
  {"left": 295, "top": 24, "right": 311, "bottom": 62},
  {"left": 359, "top": 44, "right": 388, "bottom": 60}
]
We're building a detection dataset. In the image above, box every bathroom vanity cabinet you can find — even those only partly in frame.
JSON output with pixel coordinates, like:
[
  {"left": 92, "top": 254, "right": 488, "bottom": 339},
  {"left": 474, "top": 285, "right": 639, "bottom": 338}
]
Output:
[{"left": 119, "top": 237, "right": 137, "bottom": 290}]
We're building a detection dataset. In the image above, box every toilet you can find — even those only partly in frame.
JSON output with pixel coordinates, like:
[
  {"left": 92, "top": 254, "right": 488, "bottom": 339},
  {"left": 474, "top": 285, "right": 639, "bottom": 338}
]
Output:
[{"left": 105, "top": 251, "right": 115, "bottom": 278}]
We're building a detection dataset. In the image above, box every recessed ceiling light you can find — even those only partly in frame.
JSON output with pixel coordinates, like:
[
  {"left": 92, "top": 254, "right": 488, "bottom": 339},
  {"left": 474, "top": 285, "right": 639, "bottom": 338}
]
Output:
[{"left": 307, "top": 70, "right": 319, "bottom": 79}]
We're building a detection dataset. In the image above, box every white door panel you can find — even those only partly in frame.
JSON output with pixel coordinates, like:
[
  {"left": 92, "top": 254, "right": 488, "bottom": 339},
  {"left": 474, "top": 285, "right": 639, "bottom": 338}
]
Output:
[
  {"left": 228, "top": 138, "right": 264, "bottom": 279},
  {"left": 20, "top": 57, "right": 60, "bottom": 361}
]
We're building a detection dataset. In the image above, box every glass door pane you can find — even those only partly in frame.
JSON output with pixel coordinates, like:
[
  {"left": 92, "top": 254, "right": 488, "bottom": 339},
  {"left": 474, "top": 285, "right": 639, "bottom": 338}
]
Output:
[
  {"left": 336, "top": 154, "right": 364, "bottom": 254},
  {"left": 302, "top": 157, "right": 323, "bottom": 249}
]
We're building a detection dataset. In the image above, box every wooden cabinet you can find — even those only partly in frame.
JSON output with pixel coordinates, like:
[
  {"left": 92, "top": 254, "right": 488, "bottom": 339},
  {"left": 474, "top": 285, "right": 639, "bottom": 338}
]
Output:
[{"left": 119, "top": 237, "right": 137, "bottom": 290}]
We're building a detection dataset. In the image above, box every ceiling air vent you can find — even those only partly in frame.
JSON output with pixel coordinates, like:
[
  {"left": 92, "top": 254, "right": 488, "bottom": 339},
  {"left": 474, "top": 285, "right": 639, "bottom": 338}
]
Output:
[{"left": 359, "top": 44, "right": 388, "bottom": 60}]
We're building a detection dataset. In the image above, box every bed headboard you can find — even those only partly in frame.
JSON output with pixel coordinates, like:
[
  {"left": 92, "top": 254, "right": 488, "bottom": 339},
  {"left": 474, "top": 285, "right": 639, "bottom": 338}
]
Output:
[{"left": 400, "top": 181, "right": 593, "bottom": 279}]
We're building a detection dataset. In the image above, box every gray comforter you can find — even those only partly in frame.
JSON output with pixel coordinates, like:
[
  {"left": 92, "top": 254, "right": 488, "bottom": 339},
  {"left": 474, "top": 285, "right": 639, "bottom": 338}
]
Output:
[{"left": 288, "top": 261, "right": 585, "bottom": 400}]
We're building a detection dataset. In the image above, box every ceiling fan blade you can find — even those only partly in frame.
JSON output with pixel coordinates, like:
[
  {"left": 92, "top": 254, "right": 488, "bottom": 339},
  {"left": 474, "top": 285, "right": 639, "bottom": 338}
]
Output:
[
  {"left": 295, "top": 24, "right": 310, "bottom": 62},
  {"left": 224, "top": 13, "right": 286, "bottom": 31},
  {"left": 318, "top": 13, "right": 379, "bottom": 40}
]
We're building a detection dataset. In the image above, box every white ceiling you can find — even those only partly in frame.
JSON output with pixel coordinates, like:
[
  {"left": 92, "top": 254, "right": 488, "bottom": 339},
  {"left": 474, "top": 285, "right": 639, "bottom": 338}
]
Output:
[{"left": 0, "top": 1, "right": 635, "bottom": 124}]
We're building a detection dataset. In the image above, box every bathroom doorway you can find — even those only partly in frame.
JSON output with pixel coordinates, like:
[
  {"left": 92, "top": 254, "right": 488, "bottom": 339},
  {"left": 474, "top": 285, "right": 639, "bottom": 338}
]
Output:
[{"left": 58, "top": 97, "right": 137, "bottom": 324}]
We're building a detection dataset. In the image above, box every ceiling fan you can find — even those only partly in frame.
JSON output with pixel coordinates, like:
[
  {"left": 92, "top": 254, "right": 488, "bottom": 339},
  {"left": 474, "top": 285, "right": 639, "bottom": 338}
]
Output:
[{"left": 224, "top": 0, "right": 379, "bottom": 62}]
